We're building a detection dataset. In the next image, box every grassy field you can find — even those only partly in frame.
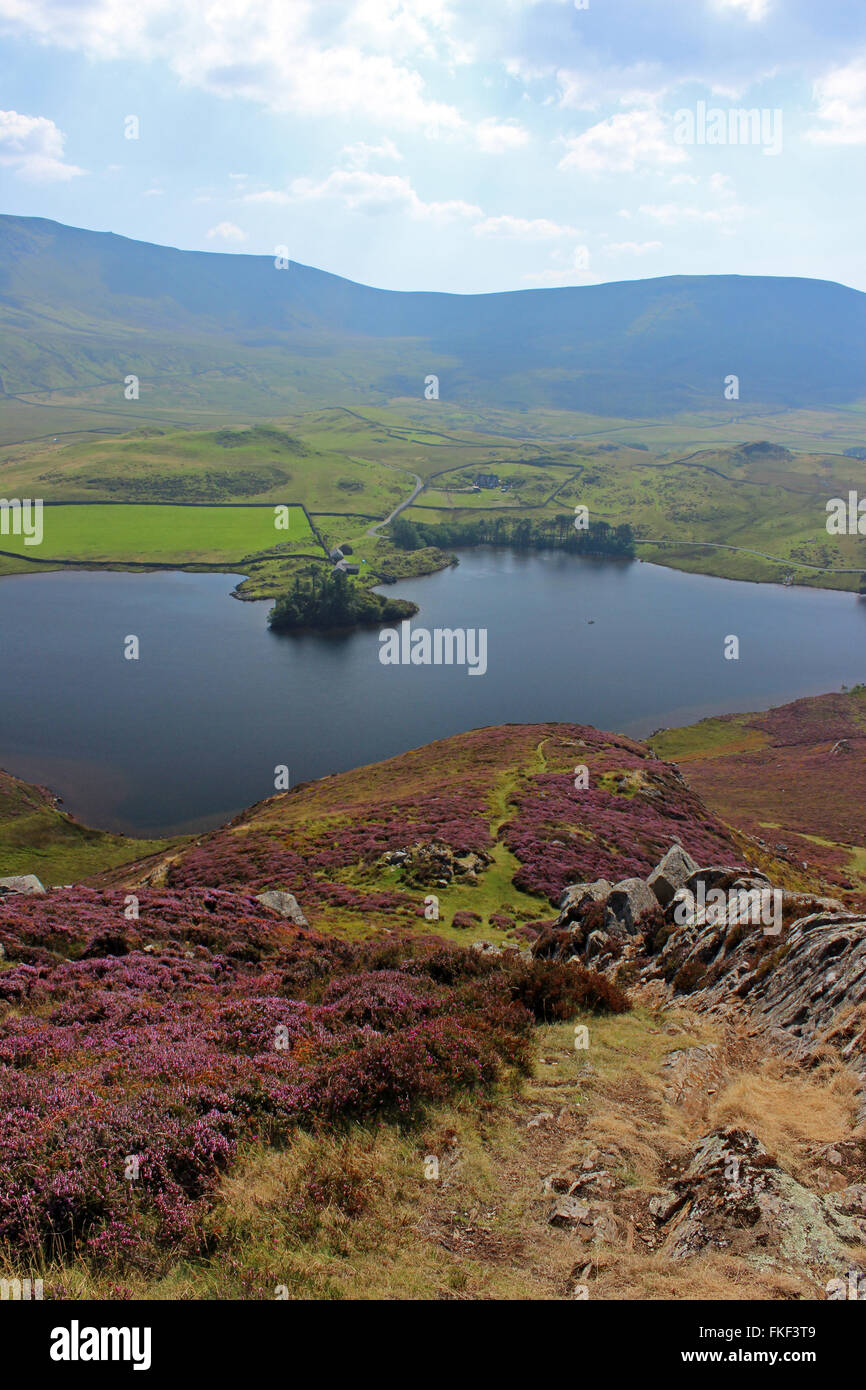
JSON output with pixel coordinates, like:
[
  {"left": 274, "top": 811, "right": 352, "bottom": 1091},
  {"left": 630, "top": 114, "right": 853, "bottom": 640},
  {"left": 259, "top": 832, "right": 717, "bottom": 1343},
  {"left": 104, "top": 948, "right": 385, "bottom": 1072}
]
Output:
[
  {"left": 2, "top": 406, "right": 865, "bottom": 591},
  {"left": 0, "top": 503, "right": 314, "bottom": 564}
]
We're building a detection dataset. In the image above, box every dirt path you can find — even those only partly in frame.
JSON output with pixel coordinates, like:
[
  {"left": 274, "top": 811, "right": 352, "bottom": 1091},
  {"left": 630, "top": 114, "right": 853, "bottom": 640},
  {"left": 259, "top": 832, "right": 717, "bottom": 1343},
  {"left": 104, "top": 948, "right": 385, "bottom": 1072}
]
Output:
[
  {"left": 415, "top": 995, "right": 864, "bottom": 1300},
  {"left": 366, "top": 464, "right": 425, "bottom": 537}
]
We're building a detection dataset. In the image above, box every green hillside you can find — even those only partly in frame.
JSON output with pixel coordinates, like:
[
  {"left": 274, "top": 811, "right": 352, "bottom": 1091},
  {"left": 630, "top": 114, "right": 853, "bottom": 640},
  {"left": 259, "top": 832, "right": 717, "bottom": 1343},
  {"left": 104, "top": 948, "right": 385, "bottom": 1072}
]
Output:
[{"left": 2, "top": 215, "right": 866, "bottom": 434}]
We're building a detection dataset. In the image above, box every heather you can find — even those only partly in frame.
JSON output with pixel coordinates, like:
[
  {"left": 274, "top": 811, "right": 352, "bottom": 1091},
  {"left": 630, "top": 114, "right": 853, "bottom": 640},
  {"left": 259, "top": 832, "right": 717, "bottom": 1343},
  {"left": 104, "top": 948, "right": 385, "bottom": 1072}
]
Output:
[
  {"left": 502, "top": 751, "right": 738, "bottom": 904},
  {"left": 161, "top": 723, "right": 744, "bottom": 928},
  {"left": 0, "top": 885, "right": 618, "bottom": 1273},
  {"left": 650, "top": 689, "right": 866, "bottom": 900},
  {"left": 0, "top": 721, "right": 755, "bottom": 1282}
]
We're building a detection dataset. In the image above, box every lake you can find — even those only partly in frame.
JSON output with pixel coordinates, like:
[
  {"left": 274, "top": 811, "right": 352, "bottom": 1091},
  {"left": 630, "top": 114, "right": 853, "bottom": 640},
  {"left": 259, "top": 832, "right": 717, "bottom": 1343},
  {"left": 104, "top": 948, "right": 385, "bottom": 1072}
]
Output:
[{"left": 1, "top": 550, "right": 865, "bottom": 837}]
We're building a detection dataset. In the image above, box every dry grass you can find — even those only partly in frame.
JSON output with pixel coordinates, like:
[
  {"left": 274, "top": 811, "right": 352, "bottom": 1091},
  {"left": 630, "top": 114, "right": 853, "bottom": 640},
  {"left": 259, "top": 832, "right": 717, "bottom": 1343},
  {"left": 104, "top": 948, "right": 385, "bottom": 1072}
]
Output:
[
  {"left": 32, "top": 1000, "right": 865, "bottom": 1301},
  {"left": 707, "top": 1061, "right": 859, "bottom": 1177}
]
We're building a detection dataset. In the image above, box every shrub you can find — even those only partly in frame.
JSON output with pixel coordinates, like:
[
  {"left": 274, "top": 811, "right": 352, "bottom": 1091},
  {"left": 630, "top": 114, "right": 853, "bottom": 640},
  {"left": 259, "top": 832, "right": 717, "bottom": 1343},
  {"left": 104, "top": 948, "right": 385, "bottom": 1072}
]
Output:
[
  {"left": 672, "top": 958, "right": 706, "bottom": 993},
  {"left": 0, "top": 891, "right": 550, "bottom": 1268},
  {"left": 451, "top": 910, "right": 482, "bottom": 930},
  {"left": 503, "top": 959, "right": 630, "bottom": 1021}
]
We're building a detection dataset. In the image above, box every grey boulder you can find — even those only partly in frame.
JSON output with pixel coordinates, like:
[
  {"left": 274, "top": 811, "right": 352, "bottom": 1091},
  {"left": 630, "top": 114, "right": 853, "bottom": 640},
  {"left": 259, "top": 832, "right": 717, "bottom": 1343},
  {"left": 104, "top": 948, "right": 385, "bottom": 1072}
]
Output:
[
  {"left": 557, "top": 879, "right": 612, "bottom": 925},
  {"left": 255, "top": 890, "right": 308, "bottom": 925},
  {"left": 0, "top": 874, "right": 46, "bottom": 897},
  {"left": 605, "top": 877, "right": 657, "bottom": 933},
  {"left": 647, "top": 845, "right": 698, "bottom": 908}
]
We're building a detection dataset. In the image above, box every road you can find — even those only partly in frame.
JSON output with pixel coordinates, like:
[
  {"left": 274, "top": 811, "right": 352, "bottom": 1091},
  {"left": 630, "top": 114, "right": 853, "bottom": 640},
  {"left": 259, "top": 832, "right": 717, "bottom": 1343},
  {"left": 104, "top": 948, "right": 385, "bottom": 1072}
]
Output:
[{"left": 366, "top": 466, "right": 425, "bottom": 537}]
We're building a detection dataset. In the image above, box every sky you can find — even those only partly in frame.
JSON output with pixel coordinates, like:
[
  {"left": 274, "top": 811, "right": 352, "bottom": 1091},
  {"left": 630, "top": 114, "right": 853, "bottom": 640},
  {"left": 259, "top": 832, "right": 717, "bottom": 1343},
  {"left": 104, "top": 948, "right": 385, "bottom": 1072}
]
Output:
[{"left": 0, "top": 0, "right": 864, "bottom": 294}]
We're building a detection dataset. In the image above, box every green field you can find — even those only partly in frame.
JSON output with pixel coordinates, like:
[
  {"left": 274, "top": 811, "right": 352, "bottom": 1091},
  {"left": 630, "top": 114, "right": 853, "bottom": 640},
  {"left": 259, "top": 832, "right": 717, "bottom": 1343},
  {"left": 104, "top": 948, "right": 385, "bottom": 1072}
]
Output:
[
  {"left": 0, "top": 502, "right": 314, "bottom": 564},
  {"left": 2, "top": 406, "right": 865, "bottom": 594}
]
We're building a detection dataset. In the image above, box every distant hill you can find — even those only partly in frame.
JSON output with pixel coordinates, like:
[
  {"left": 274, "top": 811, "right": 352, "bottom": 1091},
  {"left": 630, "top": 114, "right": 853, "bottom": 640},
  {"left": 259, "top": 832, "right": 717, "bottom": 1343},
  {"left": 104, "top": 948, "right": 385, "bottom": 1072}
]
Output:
[{"left": 1, "top": 214, "right": 865, "bottom": 418}]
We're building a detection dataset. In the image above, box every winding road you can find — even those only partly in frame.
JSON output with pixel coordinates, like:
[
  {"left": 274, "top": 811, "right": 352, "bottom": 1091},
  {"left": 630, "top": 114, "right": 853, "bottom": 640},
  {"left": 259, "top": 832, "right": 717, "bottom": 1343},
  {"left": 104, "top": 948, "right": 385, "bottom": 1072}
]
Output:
[{"left": 366, "top": 464, "right": 424, "bottom": 537}]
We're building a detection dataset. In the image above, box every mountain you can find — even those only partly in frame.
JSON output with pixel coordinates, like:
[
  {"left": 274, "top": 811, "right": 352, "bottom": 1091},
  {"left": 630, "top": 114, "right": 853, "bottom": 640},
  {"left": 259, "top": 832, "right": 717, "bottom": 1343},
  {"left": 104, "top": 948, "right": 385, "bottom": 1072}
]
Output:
[{"left": 1, "top": 214, "right": 865, "bottom": 418}]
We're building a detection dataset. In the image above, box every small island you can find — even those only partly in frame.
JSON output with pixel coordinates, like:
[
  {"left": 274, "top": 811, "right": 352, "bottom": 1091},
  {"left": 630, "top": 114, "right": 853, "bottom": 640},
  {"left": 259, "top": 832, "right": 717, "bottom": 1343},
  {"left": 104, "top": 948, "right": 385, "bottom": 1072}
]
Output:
[{"left": 268, "top": 567, "right": 417, "bottom": 632}]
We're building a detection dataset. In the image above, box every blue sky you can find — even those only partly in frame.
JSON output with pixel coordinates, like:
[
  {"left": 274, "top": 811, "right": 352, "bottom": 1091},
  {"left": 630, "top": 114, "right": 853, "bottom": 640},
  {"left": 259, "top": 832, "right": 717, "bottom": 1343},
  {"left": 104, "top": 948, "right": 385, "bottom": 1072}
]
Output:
[{"left": 0, "top": 0, "right": 864, "bottom": 293}]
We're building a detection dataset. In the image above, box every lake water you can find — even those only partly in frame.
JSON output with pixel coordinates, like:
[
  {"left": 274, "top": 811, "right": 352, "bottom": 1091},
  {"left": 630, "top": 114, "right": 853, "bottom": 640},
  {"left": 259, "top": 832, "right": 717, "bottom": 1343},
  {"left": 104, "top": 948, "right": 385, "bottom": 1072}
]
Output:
[{"left": 1, "top": 550, "right": 865, "bottom": 837}]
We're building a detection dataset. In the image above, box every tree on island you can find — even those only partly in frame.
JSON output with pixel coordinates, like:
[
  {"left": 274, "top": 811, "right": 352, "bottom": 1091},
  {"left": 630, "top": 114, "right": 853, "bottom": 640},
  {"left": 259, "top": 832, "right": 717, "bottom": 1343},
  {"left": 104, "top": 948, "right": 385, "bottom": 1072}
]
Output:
[{"left": 269, "top": 567, "right": 414, "bottom": 632}]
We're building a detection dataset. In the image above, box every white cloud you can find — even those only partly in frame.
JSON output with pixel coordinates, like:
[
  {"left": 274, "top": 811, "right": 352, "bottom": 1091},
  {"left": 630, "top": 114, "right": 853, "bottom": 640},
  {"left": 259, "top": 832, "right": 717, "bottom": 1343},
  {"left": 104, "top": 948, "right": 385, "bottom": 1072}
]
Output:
[
  {"left": 615, "top": 167, "right": 742, "bottom": 230},
  {"left": 340, "top": 137, "right": 403, "bottom": 168},
  {"left": 504, "top": 56, "right": 547, "bottom": 81},
  {"left": 603, "top": 240, "right": 662, "bottom": 255},
  {"left": 522, "top": 267, "right": 601, "bottom": 286},
  {"left": 288, "top": 168, "right": 481, "bottom": 220},
  {"left": 472, "top": 214, "right": 578, "bottom": 239},
  {"left": 341, "top": 0, "right": 471, "bottom": 65},
  {"left": 0, "top": 1, "right": 465, "bottom": 132},
  {"left": 559, "top": 109, "right": 686, "bottom": 174},
  {"left": 475, "top": 117, "right": 530, "bottom": 152},
  {"left": 0, "top": 109, "right": 83, "bottom": 181},
  {"left": 558, "top": 67, "right": 671, "bottom": 112},
  {"left": 523, "top": 242, "right": 599, "bottom": 285},
  {"left": 206, "top": 220, "right": 247, "bottom": 242},
  {"left": 242, "top": 189, "right": 291, "bottom": 205},
  {"left": 638, "top": 201, "right": 744, "bottom": 226},
  {"left": 807, "top": 59, "right": 866, "bottom": 146},
  {"left": 712, "top": 0, "right": 770, "bottom": 20}
]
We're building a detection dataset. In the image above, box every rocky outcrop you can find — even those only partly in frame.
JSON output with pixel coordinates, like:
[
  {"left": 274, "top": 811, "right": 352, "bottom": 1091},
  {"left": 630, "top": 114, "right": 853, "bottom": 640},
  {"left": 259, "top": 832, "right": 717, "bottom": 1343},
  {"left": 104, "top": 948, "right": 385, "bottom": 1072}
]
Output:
[
  {"left": 701, "top": 912, "right": 866, "bottom": 1040},
  {"left": 605, "top": 877, "right": 657, "bottom": 934},
  {"left": 557, "top": 879, "right": 611, "bottom": 925},
  {"left": 536, "top": 852, "right": 866, "bottom": 1125},
  {"left": 254, "top": 890, "right": 308, "bottom": 925},
  {"left": 701, "top": 912, "right": 866, "bottom": 1122},
  {"left": 651, "top": 1128, "right": 866, "bottom": 1286},
  {"left": 0, "top": 874, "right": 45, "bottom": 897},
  {"left": 381, "top": 842, "right": 490, "bottom": 888},
  {"left": 647, "top": 845, "right": 698, "bottom": 908}
]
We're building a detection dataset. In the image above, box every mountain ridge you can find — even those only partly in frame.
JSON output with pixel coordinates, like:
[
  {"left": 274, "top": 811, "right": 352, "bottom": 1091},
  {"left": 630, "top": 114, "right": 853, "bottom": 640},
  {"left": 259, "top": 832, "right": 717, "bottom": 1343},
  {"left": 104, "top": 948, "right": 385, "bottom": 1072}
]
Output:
[{"left": 3, "top": 213, "right": 865, "bottom": 417}]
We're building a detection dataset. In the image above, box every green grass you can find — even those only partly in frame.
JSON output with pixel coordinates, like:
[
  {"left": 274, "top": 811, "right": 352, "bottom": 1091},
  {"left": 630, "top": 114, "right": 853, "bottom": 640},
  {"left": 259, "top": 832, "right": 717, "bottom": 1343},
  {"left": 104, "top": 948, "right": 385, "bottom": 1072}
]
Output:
[
  {"left": 3, "top": 404, "right": 866, "bottom": 592},
  {"left": 649, "top": 716, "right": 770, "bottom": 762},
  {"left": 0, "top": 770, "right": 173, "bottom": 884},
  {"left": 0, "top": 503, "right": 313, "bottom": 564}
]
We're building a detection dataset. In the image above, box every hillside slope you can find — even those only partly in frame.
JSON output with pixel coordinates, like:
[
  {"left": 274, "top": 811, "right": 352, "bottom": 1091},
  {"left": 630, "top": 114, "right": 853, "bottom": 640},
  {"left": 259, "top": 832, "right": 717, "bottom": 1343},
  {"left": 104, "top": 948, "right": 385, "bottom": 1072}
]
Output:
[
  {"left": 0, "top": 767, "right": 172, "bottom": 884},
  {"left": 650, "top": 687, "right": 866, "bottom": 900},
  {"left": 2, "top": 215, "right": 866, "bottom": 418},
  {"left": 103, "top": 720, "right": 761, "bottom": 940},
  {"left": 1, "top": 718, "right": 864, "bottom": 1300}
]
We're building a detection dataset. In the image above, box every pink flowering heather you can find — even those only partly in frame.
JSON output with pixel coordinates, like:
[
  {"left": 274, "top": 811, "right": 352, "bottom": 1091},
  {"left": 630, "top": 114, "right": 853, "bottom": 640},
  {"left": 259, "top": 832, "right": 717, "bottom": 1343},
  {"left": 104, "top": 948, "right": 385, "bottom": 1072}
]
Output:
[{"left": 0, "top": 880, "right": 618, "bottom": 1270}]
